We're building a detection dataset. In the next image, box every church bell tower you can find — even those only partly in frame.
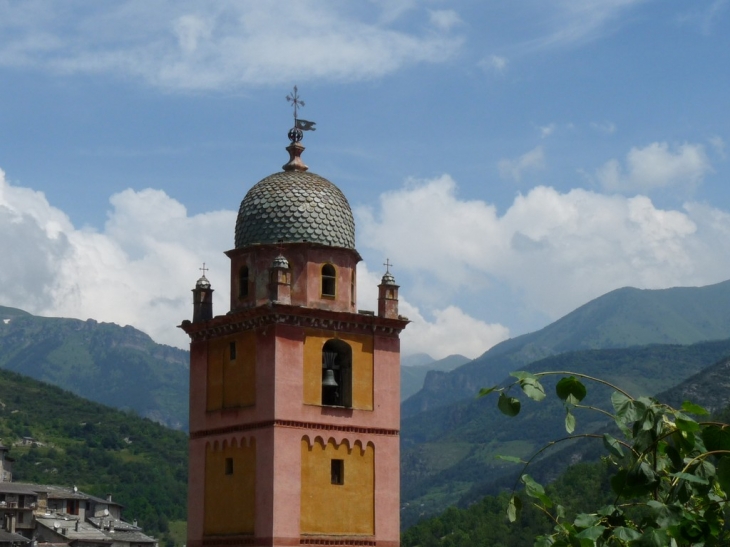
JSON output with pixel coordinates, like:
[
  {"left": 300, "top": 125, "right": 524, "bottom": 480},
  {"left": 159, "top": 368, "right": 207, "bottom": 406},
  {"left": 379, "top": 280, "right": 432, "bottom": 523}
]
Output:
[{"left": 181, "top": 99, "right": 407, "bottom": 547}]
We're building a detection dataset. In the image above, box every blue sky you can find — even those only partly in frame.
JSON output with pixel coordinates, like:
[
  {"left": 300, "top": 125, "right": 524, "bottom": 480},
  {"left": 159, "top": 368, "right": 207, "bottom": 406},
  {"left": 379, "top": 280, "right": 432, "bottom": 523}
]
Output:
[{"left": 1, "top": 1, "right": 729, "bottom": 358}]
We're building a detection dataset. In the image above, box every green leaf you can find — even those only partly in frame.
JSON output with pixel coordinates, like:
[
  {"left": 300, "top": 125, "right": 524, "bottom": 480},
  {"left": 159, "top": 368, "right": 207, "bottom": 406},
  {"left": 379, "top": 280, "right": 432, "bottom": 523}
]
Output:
[
  {"left": 602, "top": 433, "right": 624, "bottom": 458},
  {"left": 534, "top": 537, "right": 553, "bottom": 547},
  {"left": 496, "top": 454, "right": 524, "bottom": 464},
  {"left": 717, "top": 456, "right": 730, "bottom": 493},
  {"left": 611, "top": 391, "right": 631, "bottom": 415},
  {"left": 613, "top": 527, "right": 641, "bottom": 541},
  {"left": 507, "top": 494, "right": 521, "bottom": 522},
  {"left": 702, "top": 425, "right": 730, "bottom": 452},
  {"left": 670, "top": 472, "right": 708, "bottom": 485},
  {"left": 478, "top": 385, "right": 500, "bottom": 398},
  {"left": 510, "top": 371, "right": 535, "bottom": 381},
  {"left": 639, "top": 528, "right": 669, "bottom": 547},
  {"left": 681, "top": 401, "right": 709, "bottom": 416},
  {"left": 565, "top": 411, "right": 576, "bottom": 434},
  {"left": 611, "top": 391, "right": 638, "bottom": 422},
  {"left": 575, "top": 525, "right": 605, "bottom": 541},
  {"left": 675, "top": 417, "right": 699, "bottom": 433},
  {"left": 647, "top": 500, "right": 681, "bottom": 529},
  {"left": 555, "top": 376, "right": 587, "bottom": 402},
  {"left": 498, "top": 393, "right": 521, "bottom": 417},
  {"left": 520, "top": 377, "right": 546, "bottom": 402},
  {"left": 522, "top": 474, "right": 553, "bottom": 507},
  {"left": 573, "top": 513, "right": 600, "bottom": 528}
]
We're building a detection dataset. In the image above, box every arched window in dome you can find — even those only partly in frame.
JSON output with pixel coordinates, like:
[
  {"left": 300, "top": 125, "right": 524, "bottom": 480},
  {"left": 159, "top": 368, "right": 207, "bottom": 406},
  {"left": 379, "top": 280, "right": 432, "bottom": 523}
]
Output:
[
  {"left": 321, "top": 339, "right": 352, "bottom": 408},
  {"left": 239, "top": 266, "right": 250, "bottom": 298},
  {"left": 321, "top": 264, "right": 336, "bottom": 297}
]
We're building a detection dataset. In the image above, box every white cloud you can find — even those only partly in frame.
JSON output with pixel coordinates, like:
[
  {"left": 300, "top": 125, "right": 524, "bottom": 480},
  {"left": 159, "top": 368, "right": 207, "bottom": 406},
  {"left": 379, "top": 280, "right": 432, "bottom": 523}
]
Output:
[
  {"left": 523, "top": 0, "right": 649, "bottom": 50},
  {"left": 709, "top": 136, "right": 726, "bottom": 159},
  {"left": 676, "top": 0, "right": 729, "bottom": 35},
  {"left": 591, "top": 121, "right": 617, "bottom": 134},
  {"left": 0, "top": 168, "right": 234, "bottom": 348},
  {"left": 357, "top": 175, "right": 730, "bottom": 325},
  {"left": 399, "top": 305, "right": 509, "bottom": 360},
  {"left": 596, "top": 142, "right": 712, "bottom": 192},
  {"left": 540, "top": 124, "right": 557, "bottom": 138},
  {"left": 0, "top": 168, "right": 504, "bottom": 359},
  {"left": 428, "top": 10, "right": 463, "bottom": 31},
  {"left": 356, "top": 263, "right": 508, "bottom": 359},
  {"left": 498, "top": 145, "right": 545, "bottom": 182},
  {"left": 479, "top": 54, "right": 508, "bottom": 72},
  {"left": 0, "top": 1, "right": 464, "bottom": 90}
]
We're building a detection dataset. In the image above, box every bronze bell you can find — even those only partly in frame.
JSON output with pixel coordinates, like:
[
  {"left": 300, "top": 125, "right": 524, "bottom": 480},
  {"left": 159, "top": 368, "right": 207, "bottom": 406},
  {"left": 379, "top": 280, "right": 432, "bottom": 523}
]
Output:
[{"left": 322, "top": 369, "right": 338, "bottom": 387}]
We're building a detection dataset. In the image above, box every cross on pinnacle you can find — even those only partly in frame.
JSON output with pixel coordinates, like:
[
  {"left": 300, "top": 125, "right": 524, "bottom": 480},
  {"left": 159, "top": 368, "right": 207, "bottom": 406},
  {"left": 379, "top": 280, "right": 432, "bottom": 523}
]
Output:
[
  {"left": 199, "top": 263, "right": 209, "bottom": 277},
  {"left": 383, "top": 259, "right": 393, "bottom": 274},
  {"left": 286, "top": 86, "right": 305, "bottom": 121}
]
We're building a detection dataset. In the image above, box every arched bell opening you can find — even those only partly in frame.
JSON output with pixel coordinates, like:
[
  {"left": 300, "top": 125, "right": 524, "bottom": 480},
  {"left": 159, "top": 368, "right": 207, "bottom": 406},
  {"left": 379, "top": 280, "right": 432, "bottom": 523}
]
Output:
[{"left": 321, "top": 339, "right": 352, "bottom": 407}]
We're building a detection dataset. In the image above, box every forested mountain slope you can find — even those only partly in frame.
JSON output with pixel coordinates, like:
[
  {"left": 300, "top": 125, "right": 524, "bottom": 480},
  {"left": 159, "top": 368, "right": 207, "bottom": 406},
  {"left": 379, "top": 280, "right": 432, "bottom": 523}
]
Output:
[
  {"left": 403, "top": 279, "right": 730, "bottom": 417},
  {"left": 401, "top": 354, "right": 469, "bottom": 401},
  {"left": 402, "top": 346, "right": 730, "bottom": 543},
  {"left": 400, "top": 337, "right": 730, "bottom": 528},
  {"left": 0, "top": 368, "right": 187, "bottom": 541},
  {"left": 0, "top": 306, "right": 189, "bottom": 429}
]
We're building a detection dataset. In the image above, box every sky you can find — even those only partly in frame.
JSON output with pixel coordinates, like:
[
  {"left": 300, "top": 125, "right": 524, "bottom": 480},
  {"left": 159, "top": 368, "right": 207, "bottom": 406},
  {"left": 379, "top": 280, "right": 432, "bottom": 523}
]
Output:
[{"left": 1, "top": 0, "right": 730, "bottom": 360}]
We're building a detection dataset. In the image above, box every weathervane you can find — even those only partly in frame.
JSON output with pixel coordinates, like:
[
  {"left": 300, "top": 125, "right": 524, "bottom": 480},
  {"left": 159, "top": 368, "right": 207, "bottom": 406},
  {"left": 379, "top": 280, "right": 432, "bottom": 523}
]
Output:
[{"left": 286, "top": 86, "right": 316, "bottom": 143}]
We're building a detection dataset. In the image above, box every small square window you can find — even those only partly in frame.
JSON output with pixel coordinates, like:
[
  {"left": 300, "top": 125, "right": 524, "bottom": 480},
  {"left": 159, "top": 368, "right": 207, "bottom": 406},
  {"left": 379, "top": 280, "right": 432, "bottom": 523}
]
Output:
[
  {"left": 331, "top": 459, "right": 344, "bottom": 485},
  {"left": 229, "top": 342, "right": 236, "bottom": 360},
  {"left": 225, "top": 457, "right": 234, "bottom": 475}
]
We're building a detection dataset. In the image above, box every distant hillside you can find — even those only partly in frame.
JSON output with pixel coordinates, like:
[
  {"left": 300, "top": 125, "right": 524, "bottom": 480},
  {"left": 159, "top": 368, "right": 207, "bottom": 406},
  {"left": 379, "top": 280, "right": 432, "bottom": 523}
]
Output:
[
  {"left": 400, "top": 337, "right": 730, "bottom": 528},
  {"left": 402, "top": 348, "right": 730, "bottom": 542},
  {"left": 401, "top": 354, "right": 470, "bottom": 401},
  {"left": 0, "top": 306, "right": 189, "bottom": 429},
  {"left": 403, "top": 279, "right": 730, "bottom": 417},
  {"left": 0, "top": 367, "right": 187, "bottom": 540}
]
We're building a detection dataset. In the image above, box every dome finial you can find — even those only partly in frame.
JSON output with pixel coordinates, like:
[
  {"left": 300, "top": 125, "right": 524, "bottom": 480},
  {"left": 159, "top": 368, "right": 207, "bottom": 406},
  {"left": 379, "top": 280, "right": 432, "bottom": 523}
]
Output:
[
  {"left": 284, "top": 86, "right": 316, "bottom": 171},
  {"left": 196, "top": 262, "right": 211, "bottom": 288},
  {"left": 381, "top": 258, "right": 396, "bottom": 285}
]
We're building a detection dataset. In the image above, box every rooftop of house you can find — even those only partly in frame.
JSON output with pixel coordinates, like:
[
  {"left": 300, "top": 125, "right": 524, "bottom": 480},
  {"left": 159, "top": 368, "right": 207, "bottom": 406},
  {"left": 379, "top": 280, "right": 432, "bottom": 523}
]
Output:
[
  {"left": 36, "top": 514, "right": 111, "bottom": 544},
  {"left": 0, "top": 483, "right": 40, "bottom": 496},
  {"left": 36, "top": 511, "right": 155, "bottom": 545},
  {"left": 0, "top": 529, "right": 29, "bottom": 543},
  {"left": 0, "top": 483, "right": 123, "bottom": 508}
]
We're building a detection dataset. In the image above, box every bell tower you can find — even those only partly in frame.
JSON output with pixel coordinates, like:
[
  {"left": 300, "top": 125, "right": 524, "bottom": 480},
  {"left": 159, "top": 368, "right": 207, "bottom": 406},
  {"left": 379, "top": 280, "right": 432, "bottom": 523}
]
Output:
[{"left": 181, "top": 103, "right": 407, "bottom": 547}]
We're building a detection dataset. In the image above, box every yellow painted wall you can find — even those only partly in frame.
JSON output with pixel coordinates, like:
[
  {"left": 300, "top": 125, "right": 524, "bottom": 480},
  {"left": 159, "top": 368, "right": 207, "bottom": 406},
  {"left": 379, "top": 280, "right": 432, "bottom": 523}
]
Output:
[
  {"left": 300, "top": 438, "right": 374, "bottom": 535},
  {"left": 204, "top": 439, "right": 256, "bottom": 535},
  {"left": 206, "top": 332, "right": 256, "bottom": 411},
  {"left": 302, "top": 330, "right": 373, "bottom": 410}
]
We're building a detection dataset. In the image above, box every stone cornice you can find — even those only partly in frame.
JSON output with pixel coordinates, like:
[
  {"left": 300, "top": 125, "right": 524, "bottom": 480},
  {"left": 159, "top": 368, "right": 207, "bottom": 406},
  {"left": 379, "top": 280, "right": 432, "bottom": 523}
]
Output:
[
  {"left": 190, "top": 419, "right": 399, "bottom": 440},
  {"left": 180, "top": 303, "right": 409, "bottom": 342}
]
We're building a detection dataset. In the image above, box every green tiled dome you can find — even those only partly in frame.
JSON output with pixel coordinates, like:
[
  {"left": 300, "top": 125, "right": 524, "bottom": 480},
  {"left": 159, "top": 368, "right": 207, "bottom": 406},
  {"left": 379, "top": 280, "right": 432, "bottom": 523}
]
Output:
[{"left": 235, "top": 171, "right": 356, "bottom": 249}]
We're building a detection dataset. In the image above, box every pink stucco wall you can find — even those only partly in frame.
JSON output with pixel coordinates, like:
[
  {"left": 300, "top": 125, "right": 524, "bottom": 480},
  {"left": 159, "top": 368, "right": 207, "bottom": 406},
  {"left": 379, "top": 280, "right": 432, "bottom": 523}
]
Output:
[{"left": 186, "top": 243, "right": 405, "bottom": 547}]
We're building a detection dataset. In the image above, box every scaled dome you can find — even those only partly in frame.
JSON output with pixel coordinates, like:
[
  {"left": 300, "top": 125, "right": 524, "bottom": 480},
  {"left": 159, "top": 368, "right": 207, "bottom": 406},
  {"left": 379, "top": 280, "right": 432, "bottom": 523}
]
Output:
[{"left": 235, "top": 170, "right": 356, "bottom": 249}]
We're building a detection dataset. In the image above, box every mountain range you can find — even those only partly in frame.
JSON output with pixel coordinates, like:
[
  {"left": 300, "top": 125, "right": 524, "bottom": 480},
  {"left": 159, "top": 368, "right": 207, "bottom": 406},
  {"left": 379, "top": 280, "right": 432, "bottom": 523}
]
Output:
[
  {"left": 0, "top": 366, "right": 187, "bottom": 540},
  {"left": 0, "top": 306, "right": 189, "bottom": 429},
  {"left": 399, "top": 279, "right": 730, "bottom": 527},
  {"left": 401, "top": 353, "right": 469, "bottom": 401},
  {"left": 403, "top": 280, "right": 730, "bottom": 418},
  {"left": 6, "top": 279, "right": 730, "bottom": 533}
]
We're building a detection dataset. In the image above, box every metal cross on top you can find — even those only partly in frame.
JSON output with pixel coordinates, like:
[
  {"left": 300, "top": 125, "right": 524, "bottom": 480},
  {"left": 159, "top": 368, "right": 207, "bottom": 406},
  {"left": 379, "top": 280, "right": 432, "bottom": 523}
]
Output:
[
  {"left": 383, "top": 258, "right": 393, "bottom": 273},
  {"left": 286, "top": 86, "right": 305, "bottom": 121},
  {"left": 199, "top": 262, "right": 209, "bottom": 277}
]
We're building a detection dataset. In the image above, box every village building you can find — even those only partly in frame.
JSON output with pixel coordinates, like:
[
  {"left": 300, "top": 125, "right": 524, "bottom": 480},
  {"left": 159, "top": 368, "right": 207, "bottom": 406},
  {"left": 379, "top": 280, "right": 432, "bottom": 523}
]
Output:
[
  {"left": 181, "top": 111, "right": 408, "bottom": 547},
  {"left": 0, "top": 480, "right": 156, "bottom": 547}
]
